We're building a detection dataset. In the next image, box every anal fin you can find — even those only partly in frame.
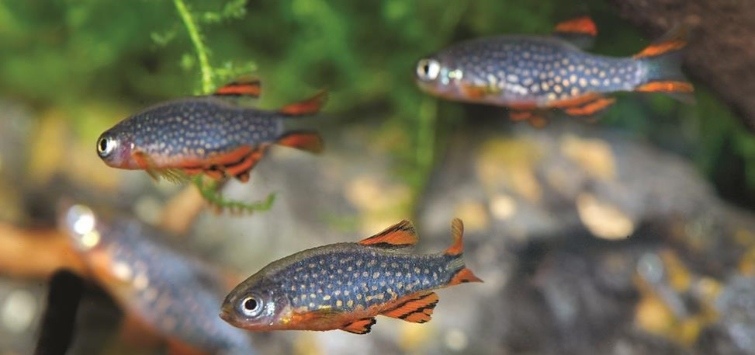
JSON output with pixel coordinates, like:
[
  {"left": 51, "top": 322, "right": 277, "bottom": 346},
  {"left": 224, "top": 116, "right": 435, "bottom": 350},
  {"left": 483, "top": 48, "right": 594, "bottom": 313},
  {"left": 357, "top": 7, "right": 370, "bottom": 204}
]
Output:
[
  {"left": 221, "top": 145, "right": 269, "bottom": 182},
  {"left": 509, "top": 110, "right": 548, "bottom": 128},
  {"left": 381, "top": 292, "right": 439, "bottom": 324},
  {"left": 562, "top": 96, "right": 616, "bottom": 118},
  {"left": 341, "top": 317, "right": 376, "bottom": 334}
]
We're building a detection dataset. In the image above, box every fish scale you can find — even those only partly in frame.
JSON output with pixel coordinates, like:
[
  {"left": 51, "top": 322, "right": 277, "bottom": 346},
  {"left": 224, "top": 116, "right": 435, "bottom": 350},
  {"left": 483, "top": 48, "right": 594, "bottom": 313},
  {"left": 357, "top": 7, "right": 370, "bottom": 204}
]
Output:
[
  {"left": 445, "top": 37, "right": 640, "bottom": 105},
  {"left": 126, "top": 98, "right": 282, "bottom": 160},
  {"left": 275, "top": 246, "right": 457, "bottom": 313},
  {"left": 220, "top": 219, "right": 482, "bottom": 334},
  {"left": 96, "top": 78, "right": 325, "bottom": 182},
  {"left": 415, "top": 16, "right": 694, "bottom": 126}
]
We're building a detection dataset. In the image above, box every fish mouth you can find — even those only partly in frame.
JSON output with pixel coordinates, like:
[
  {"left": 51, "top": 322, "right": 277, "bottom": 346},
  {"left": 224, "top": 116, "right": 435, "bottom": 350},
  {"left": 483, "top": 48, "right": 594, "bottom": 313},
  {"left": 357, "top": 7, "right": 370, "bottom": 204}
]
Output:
[{"left": 219, "top": 306, "right": 234, "bottom": 323}]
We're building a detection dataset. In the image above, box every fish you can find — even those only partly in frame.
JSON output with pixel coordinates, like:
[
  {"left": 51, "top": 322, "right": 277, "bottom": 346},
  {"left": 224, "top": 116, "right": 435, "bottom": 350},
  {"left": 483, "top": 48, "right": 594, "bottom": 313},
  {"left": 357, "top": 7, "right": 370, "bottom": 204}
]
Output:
[
  {"left": 96, "top": 78, "right": 325, "bottom": 182},
  {"left": 415, "top": 16, "right": 694, "bottom": 126},
  {"left": 58, "top": 203, "right": 256, "bottom": 355},
  {"left": 220, "top": 218, "right": 482, "bottom": 334}
]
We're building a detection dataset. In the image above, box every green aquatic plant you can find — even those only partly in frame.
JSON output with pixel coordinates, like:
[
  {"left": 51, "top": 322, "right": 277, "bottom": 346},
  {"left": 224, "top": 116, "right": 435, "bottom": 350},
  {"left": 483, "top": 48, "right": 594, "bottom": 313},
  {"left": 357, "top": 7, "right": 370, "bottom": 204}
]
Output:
[{"left": 171, "top": 0, "right": 275, "bottom": 213}]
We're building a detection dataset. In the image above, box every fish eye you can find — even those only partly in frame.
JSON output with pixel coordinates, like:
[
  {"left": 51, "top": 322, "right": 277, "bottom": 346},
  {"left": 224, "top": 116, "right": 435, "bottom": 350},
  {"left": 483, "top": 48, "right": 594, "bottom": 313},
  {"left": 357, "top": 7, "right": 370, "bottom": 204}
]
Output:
[
  {"left": 416, "top": 59, "right": 441, "bottom": 81},
  {"left": 239, "top": 295, "right": 263, "bottom": 317},
  {"left": 96, "top": 136, "right": 117, "bottom": 158}
]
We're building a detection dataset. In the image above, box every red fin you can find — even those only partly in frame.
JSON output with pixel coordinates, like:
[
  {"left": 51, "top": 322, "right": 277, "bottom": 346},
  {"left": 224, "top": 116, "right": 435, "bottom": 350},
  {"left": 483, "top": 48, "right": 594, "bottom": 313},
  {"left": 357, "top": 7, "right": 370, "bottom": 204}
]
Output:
[
  {"left": 635, "top": 81, "right": 694, "bottom": 94},
  {"left": 222, "top": 146, "right": 269, "bottom": 181},
  {"left": 341, "top": 317, "right": 376, "bottom": 334},
  {"left": 634, "top": 25, "right": 688, "bottom": 59},
  {"left": 448, "top": 267, "right": 483, "bottom": 285},
  {"left": 276, "top": 131, "right": 324, "bottom": 154},
  {"left": 563, "top": 97, "right": 616, "bottom": 117},
  {"left": 444, "top": 218, "right": 484, "bottom": 285},
  {"left": 279, "top": 90, "right": 328, "bottom": 116},
  {"left": 509, "top": 111, "right": 534, "bottom": 122},
  {"left": 527, "top": 116, "right": 549, "bottom": 128},
  {"left": 444, "top": 218, "right": 465, "bottom": 256},
  {"left": 632, "top": 26, "right": 694, "bottom": 103},
  {"left": 510, "top": 110, "right": 549, "bottom": 127},
  {"left": 235, "top": 171, "right": 251, "bottom": 183},
  {"left": 358, "top": 220, "right": 418, "bottom": 249},
  {"left": 553, "top": 16, "right": 597, "bottom": 37},
  {"left": 214, "top": 77, "right": 262, "bottom": 98},
  {"left": 381, "top": 292, "right": 439, "bottom": 323},
  {"left": 549, "top": 93, "right": 601, "bottom": 109}
]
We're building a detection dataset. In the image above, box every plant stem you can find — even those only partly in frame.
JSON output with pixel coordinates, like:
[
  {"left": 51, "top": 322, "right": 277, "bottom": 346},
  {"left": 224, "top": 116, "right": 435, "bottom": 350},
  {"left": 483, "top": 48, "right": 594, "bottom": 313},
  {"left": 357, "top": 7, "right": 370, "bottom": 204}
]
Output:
[{"left": 173, "top": 0, "right": 213, "bottom": 94}]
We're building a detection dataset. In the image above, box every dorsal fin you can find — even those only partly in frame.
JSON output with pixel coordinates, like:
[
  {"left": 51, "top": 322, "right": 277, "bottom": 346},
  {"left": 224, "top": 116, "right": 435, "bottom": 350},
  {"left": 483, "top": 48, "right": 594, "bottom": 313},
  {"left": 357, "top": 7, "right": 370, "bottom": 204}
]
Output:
[
  {"left": 213, "top": 77, "right": 262, "bottom": 98},
  {"left": 553, "top": 16, "right": 597, "bottom": 50},
  {"left": 358, "top": 220, "right": 418, "bottom": 249}
]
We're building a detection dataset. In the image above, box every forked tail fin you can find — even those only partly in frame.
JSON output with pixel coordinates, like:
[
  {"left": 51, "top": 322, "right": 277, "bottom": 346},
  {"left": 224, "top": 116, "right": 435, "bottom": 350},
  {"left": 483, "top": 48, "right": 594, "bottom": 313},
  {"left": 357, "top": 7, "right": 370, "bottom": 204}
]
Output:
[
  {"left": 633, "top": 25, "right": 695, "bottom": 104},
  {"left": 444, "top": 218, "right": 483, "bottom": 285}
]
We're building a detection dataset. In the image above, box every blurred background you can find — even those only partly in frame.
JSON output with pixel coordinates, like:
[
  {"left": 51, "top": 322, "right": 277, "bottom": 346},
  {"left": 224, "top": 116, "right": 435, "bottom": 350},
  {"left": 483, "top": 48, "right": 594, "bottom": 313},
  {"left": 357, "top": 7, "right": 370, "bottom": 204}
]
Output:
[{"left": 2, "top": 0, "right": 755, "bottom": 354}]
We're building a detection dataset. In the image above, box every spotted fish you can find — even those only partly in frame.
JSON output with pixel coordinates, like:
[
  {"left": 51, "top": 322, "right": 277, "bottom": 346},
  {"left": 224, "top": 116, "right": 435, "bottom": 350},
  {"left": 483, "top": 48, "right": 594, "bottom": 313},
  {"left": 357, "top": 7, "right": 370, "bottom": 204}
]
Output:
[
  {"left": 220, "top": 218, "right": 482, "bottom": 334},
  {"left": 59, "top": 204, "right": 256, "bottom": 355},
  {"left": 415, "top": 16, "right": 694, "bottom": 126},
  {"left": 96, "top": 78, "right": 325, "bottom": 182}
]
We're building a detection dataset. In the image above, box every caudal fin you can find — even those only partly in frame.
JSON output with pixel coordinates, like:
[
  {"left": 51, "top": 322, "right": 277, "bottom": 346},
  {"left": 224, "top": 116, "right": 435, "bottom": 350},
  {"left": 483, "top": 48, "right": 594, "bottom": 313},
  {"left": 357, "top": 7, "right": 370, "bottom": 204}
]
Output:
[
  {"left": 444, "top": 218, "right": 483, "bottom": 285},
  {"left": 633, "top": 26, "right": 695, "bottom": 104},
  {"left": 277, "top": 130, "right": 324, "bottom": 154}
]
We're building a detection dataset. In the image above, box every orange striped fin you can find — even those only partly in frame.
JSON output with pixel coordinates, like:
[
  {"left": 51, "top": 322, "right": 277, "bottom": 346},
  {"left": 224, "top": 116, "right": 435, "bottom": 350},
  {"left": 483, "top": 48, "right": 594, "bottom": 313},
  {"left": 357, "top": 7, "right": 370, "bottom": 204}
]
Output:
[
  {"left": 554, "top": 16, "right": 597, "bottom": 37},
  {"left": 214, "top": 77, "right": 262, "bottom": 98},
  {"left": 444, "top": 218, "right": 465, "bottom": 256},
  {"left": 448, "top": 267, "right": 483, "bottom": 285},
  {"left": 634, "top": 25, "right": 688, "bottom": 59},
  {"left": 276, "top": 131, "right": 324, "bottom": 154},
  {"left": 381, "top": 292, "right": 439, "bottom": 323},
  {"left": 279, "top": 90, "right": 328, "bottom": 116},
  {"left": 341, "top": 317, "right": 376, "bottom": 334},
  {"left": 359, "top": 220, "right": 418, "bottom": 249},
  {"left": 222, "top": 146, "right": 269, "bottom": 182}
]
